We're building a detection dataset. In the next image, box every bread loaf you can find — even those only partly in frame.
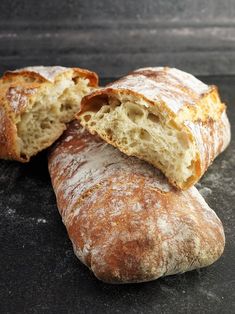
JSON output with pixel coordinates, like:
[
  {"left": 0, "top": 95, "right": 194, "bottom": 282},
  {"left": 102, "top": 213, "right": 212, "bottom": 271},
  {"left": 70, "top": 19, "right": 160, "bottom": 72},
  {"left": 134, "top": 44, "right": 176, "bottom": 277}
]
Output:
[
  {"left": 78, "top": 67, "right": 230, "bottom": 189},
  {"left": 48, "top": 121, "right": 225, "bottom": 284},
  {"left": 0, "top": 66, "right": 98, "bottom": 161}
]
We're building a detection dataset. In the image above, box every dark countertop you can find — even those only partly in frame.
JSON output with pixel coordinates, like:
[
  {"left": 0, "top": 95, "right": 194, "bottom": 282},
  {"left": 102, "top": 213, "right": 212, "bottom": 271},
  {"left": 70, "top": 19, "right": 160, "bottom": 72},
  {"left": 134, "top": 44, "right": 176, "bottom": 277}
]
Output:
[{"left": 0, "top": 76, "right": 234, "bottom": 314}]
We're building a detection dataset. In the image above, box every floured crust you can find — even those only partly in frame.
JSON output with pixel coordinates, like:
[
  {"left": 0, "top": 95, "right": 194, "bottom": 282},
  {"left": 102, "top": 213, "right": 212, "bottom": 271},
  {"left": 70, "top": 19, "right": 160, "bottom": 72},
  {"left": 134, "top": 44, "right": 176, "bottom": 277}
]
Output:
[
  {"left": 6, "top": 66, "right": 98, "bottom": 86},
  {"left": 80, "top": 67, "right": 221, "bottom": 119},
  {"left": 0, "top": 66, "right": 98, "bottom": 161},
  {"left": 184, "top": 111, "right": 231, "bottom": 177},
  {"left": 48, "top": 121, "right": 225, "bottom": 284},
  {"left": 78, "top": 67, "right": 231, "bottom": 189}
]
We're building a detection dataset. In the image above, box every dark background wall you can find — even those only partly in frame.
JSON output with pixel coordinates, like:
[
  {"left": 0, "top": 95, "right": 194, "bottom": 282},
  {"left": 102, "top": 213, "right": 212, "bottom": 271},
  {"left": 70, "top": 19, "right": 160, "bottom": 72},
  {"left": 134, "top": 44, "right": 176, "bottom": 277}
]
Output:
[{"left": 0, "top": 0, "right": 235, "bottom": 77}]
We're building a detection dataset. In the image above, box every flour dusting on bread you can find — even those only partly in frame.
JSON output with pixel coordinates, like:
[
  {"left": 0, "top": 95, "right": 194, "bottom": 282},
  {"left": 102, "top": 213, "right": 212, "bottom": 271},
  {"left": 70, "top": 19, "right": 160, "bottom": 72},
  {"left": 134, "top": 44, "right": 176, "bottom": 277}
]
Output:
[
  {"left": 48, "top": 121, "right": 225, "bottom": 283},
  {"left": 13, "top": 66, "right": 68, "bottom": 82}
]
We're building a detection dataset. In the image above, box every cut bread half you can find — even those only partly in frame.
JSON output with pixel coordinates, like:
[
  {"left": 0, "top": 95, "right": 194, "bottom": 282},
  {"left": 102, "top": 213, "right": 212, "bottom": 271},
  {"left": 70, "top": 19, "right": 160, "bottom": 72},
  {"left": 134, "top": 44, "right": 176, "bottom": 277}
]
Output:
[
  {"left": 77, "top": 67, "right": 230, "bottom": 189},
  {"left": 0, "top": 66, "right": 98, "bottom": 161}
]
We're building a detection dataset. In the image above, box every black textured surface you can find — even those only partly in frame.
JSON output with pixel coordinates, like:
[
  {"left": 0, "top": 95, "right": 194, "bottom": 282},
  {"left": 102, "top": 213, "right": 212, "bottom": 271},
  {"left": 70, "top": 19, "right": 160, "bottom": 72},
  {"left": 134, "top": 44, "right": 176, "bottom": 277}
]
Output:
[
  {"left": 0, "top": 0, "right": 235, "bottom": 77},
  {"left": 0, "top": 76, "right": 234, "bottom": 314}
]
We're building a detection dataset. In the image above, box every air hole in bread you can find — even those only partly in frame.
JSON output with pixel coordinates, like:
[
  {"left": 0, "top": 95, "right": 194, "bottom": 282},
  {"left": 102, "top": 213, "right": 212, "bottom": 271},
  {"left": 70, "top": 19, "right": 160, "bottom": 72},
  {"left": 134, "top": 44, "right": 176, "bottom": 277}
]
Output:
[
  {"left": 126, "top": 103, "right": 144, "bottom": 123},
  {"left": 148, "top": 113, "right": 159, "bottom": 123},
  {"left": 101, "top": 107, "right": 111, "bottom": 114},
  {"left": 105, "top": 128, "right": 113, "bottom": 139},
  {"left": 20, "top": 153, "right": 27, "bottom": 160},
  {"left": 129, "top": 142, "right": 137, "bottom": 148},
  {"left": 121, "top": 137, "right": 128, "bottom": 144},
  {"left": 139, "top": 129, "right": 151, "bottom": 141},
  {"left": 60, "top": 103, "right": 73, "bottom": 112},
  {"left": 83, "top": 114, "right": 92, "bottom": 122},
  {"left": 40, "top": 121, "right": 52, "bottom": 129},
  {"left": 84, "top": 95, "right": 108, "bottom": 113},
  {"left": 97, "top": 114, "right": 104, "bottom": 120},
  {"left": 72, "top": 77, "right": 80, "bottom": 84}
]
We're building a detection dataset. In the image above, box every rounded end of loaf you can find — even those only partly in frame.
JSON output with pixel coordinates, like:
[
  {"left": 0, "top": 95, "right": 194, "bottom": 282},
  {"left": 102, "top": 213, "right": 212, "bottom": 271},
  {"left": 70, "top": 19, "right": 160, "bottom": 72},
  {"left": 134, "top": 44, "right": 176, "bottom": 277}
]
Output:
[
  {"left": 70, "top": 193, "right": 225, "bottom": 284},
  {"left": 65, "top": 177, "right": 225, "bottom": 283}
]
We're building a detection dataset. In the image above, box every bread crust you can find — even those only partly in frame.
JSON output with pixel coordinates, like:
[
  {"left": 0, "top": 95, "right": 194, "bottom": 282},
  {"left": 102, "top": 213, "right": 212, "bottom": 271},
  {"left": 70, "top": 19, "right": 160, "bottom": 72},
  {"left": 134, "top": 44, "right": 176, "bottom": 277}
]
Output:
[
  {"left": 0, "top": 66, "right": 98, "bottom": 162},
  {"left": 78, "top": 67, "right": 231, "bottom": 189},
  {"left": 48, "top": 121, "right": 225, "bottom": 284}
]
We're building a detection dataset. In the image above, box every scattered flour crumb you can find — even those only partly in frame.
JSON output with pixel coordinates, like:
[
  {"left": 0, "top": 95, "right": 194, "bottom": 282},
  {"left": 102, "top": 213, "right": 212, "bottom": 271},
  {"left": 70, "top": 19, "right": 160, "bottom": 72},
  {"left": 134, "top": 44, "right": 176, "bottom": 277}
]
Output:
[
  {"left": 6, "top": 208, "right": 16, "bottom": 215},
  {"left": 199, "top": 187, "right": 212, "bottom": 198},
  {"left": 37, "top": 218, "right": 47, "bottom": 224},
  {"left": 155, "top": 202, "right": 161, "bottom": 209},
  {"left": 132, "top": 202, "right": 142, "bottom": 212}
]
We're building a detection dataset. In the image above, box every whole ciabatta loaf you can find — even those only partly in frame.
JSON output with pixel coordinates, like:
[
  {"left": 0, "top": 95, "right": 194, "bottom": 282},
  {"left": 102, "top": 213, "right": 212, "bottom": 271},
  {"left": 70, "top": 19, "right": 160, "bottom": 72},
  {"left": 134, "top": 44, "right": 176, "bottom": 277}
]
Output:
[
  {"left": 0, "top": 66, "right": 98, "bottom": 162},
  {"left": 78, "top": 67, "right": 231, "bottom": 189},
  {"left": 48, "top": 121, "right": 225, "bottom": 284}
]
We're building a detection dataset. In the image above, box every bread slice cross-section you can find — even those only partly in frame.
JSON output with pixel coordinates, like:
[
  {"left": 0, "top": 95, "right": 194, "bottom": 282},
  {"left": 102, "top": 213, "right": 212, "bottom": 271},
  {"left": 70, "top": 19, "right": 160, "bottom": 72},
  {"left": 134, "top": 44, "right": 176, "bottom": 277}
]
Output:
[
  {"left": 78, "top": 67, "right": 230, "bottom": 189},
  {"left": 0, "top": 66, "right": 98, "bottom": 161}
]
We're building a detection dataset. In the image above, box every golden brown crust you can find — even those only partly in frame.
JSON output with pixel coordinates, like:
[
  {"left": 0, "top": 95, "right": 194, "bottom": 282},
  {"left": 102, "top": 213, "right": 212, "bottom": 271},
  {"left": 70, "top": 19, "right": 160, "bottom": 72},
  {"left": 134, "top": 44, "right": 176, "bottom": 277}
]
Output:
[
  {"left": 72, "top": 67, "right": 99, "bottom": 87},
  {"left": 4, "top": 66, "right": 99, "bottom": 86},
  {"left": 78, "top": 67, "right": 231, "bottom": 189},
  {"left": 185, "top": 111, "right": 230, "bottom": 181},
  {"left": 0, "top": 66, "right": 99, "bottom": 162},
  {"left": 80, "top": 67, "right": 220, "bottom": 117},
  {"left": 48, "top": 121, "right": 225, "bottom": 284},
  {"left": 0, "top": 106, "right": 19, "bottom": 159}
]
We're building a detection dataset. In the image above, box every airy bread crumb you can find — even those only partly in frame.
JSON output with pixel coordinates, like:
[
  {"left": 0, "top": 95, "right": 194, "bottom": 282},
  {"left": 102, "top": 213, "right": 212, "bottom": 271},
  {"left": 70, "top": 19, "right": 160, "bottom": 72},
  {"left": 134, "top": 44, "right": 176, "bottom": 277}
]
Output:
[
  {"left": 17, "top": 76, "right": 91, "bottom": 159},
  {"left": 79, "top": 94, "right": 197, "bottom": 188},
  {"left": 77, "top": 67, "right": 230, "bottom": 189},
  {"left": 0, "top": 66, "right": 98, "bottom": 161}
]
